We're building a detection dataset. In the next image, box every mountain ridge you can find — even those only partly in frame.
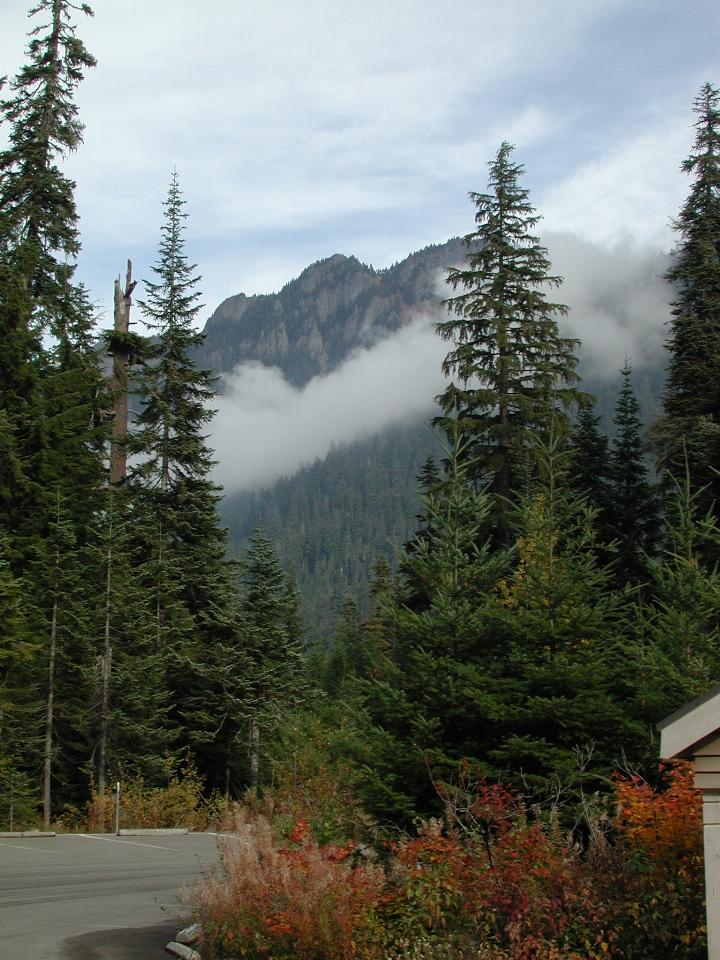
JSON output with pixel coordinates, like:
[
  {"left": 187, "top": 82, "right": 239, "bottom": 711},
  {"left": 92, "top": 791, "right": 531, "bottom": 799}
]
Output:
[
  {"left": 197, "top": 239, "right": 466, "bottom": 387},
  {"left": 200, "top": 236, "right": 666, "bottom": 640}
]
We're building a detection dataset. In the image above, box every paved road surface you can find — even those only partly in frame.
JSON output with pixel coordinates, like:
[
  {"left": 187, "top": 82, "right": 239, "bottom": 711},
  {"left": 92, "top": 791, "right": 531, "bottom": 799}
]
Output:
[{"left": 0, "top": 833, "right": 220, "bottom": 959}]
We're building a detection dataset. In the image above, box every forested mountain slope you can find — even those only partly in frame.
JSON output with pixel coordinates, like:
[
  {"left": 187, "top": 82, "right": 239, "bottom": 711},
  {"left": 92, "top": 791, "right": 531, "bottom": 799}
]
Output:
[
  {"left": 200, "top": 239, "right": 666, "bottom": 639},
  {"left": 223, "top": 422, "right": 443, "bottom": 639}
]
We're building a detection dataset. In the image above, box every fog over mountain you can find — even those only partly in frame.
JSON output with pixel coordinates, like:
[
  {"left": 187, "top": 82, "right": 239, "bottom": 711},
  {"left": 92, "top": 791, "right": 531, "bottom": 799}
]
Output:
[
  {"left": 209, "top": 232, "right": 671, "bottom": 495},
  {"left": 212, "top": 315, "right": 445, "bottom": 493},
  {"left": 545, "top": 232, "right": 670, "bottom": 374}
]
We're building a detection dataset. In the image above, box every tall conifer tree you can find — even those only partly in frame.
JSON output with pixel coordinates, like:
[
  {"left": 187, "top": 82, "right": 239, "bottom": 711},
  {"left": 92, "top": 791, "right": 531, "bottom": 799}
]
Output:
[
  {"left": 659, "top": 82, "right": 720, "bottom": 516},
  {"left": 131, "top": 172, "right": 245, "bottom": 790},
  {"left": 436, "top": 142, "right": 582, "bottom": 536},
  {"left": 0, "top": 0, "right": 100, "bottom": 550},
  {"left": 239, "top": 530, "right": 306, "bottom": 792},
  {"left": 0, "top": 1, "right": 104, "bottom": 816},
  {"left": 360, "top": 434, "right": 510, "bottom": 822},
  {"left": 608, "top": 362, "right": 661, "bottom": 585},
  {"left": 567, "top": 405, "right": 615, "bottom": 560}
]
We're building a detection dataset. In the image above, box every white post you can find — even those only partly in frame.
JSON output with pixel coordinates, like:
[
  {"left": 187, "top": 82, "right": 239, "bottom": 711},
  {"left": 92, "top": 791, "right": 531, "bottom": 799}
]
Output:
[
  {"left": 703, "top": 794, "right": 720, "bottom": 960},
  {"left": 114, "top": 781, "right": 120, "bottom": 836}
]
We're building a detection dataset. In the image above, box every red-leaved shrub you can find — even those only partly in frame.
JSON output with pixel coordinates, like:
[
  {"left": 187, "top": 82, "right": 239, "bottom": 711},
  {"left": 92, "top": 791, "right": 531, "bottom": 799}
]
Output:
[
  {"left": 189, "top": 762, "right": 706, "bottom": 960},
  {"left": 191, "top": 809, "right": 383, "bottom": 960}
]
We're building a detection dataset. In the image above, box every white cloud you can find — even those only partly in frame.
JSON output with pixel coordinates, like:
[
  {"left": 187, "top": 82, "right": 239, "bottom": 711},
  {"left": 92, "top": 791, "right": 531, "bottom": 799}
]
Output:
[
  {"left": 540, "top": 122, "right": 689, "bottom": 249},
  {"left": 210, "top": 231, "right": 672, "bottom": 492},
  {"left": 545, "top": 231, "right": 670, "bottom": 375},
  {"left": 212, "top": 314, "right": 446, "bottom": 493}
]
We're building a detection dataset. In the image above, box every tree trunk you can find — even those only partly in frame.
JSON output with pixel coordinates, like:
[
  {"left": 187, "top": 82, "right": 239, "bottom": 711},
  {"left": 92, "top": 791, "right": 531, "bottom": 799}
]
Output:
[
  {"left": 42, "top": 592, "right": 58, "bottom": 829},
  {"left": 249, "top": 719, "right": 260, "bottom": 797},
  {"left": 97, "top": 514, "right": 113, "bottom": 799},
  {"left": 109, "top": 260, "right": 136, "bottom": 486}
]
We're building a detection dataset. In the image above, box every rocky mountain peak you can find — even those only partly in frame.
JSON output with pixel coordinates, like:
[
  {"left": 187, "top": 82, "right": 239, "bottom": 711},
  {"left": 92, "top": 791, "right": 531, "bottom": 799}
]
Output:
[{"left": 197, "top": 238, "right": 465, "bottom": 388}]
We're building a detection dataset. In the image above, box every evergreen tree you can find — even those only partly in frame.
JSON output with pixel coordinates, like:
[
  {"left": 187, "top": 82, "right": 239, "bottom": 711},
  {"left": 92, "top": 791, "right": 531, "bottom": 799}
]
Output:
[
  {"left": 489, "top": 430, "right": 645, "bottom": 794},
  {"left": 133, "top": 170, "right": 214, "bottom": 490},
  {"left": 658, "top": 82, "right": 720, "bottom": 517},
  {"left": 0, "top": 0, "right": 100, "bottom": 555},
  {"left": 567, "top": 404, "right": 615, "bottom": 562},
  {"left": 0, "top": 536, "right": 40, "bottom": 793},
  {"left": 0, "top": 2, "right": 103, "bottom": 817},
  {"left": 360, "top": 433, "right": 510, "bottom": 823},
  {"left": 240, "top": 529, "right": 307, "bottom": 792},
  {"left": 607, "top": 362, "right": 661, "bottom": 584},
  {"left": 130, "top": 171, "right": 246, "bottom": 792},
  {"left": 436, "top": 142, "right": 582, "bottom": 536},
  {"left": 37, "top": 490, "right": 91, "bottom": 824},
  {"left": 568, "top": 406, "right": 612, "bottom": 518},
  {"left": 633, "top": 473, "right": 720, "bottom": 725},
  {"left": 0, "top": 0, "right": 95, "bottom": 330},
  {"left": 321, "top": 598, "right": 377, "bottom": 696}
]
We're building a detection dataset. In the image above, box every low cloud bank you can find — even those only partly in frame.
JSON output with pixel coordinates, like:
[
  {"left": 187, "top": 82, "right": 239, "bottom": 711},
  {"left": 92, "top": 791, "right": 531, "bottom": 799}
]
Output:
[
  {"left": 211, "top": 233, "right": 672, "bottom": 494},
  {"left": 212, "top": 315, "right": 446, "bottom": 494},
  {"left": 545, "top": 231, "right": 671, "bottom": 376}
]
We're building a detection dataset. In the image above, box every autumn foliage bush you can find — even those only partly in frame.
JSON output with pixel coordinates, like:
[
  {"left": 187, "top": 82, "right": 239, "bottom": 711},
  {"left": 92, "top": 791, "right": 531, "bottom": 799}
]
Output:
[
  {"left": 87, "top": 762, "right": 219, "bottom": 831},
  {"left": 604, "top": 761, "right": 705, "bottom": 959},
  {"left": 192, "top": 809, "right": 384, "bottom": 960},
  {"left": 190, "top": 761, "right": 706, "bottom": 960}
]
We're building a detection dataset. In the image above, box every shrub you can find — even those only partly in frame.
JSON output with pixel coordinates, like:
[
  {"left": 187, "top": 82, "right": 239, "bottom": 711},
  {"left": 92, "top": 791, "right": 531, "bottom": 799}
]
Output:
[
  {"left": 362, "top": 795, "right": 614, "bottom": 960},
  {"left": 260, "top": 710, "right": 375, "bottom": 846},
  {"left": 87, "top": 761, "right": 219, "bottom": 832},
  {"left": 604, "top": 760, "right": 706, "bottom": 959},
  {"left": 191, "top": 809, "right": 384, "bottom": 960},
  {"left": 189, "top": 763, "right": 706, "bottom": 960}
]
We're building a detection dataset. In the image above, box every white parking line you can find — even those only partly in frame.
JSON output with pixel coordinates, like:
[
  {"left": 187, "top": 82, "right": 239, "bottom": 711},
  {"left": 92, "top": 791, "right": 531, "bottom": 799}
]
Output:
[
  {"left": 77, "top": 834, "right": 179, "bottom": 852},
  {"left": 0, "top": 841, "right": 60, "bottom": 853}
]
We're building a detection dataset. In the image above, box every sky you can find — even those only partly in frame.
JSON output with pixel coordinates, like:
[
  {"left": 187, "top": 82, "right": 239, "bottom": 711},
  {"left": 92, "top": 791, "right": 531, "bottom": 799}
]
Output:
[
  {"left": 1, "top": 0, "right": 718, "bottom": 490},
  {"left": 0, "top": 0, "right": 717, "bottom": 320}
]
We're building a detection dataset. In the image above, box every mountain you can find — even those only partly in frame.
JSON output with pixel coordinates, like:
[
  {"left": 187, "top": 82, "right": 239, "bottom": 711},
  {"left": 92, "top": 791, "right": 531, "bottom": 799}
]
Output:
[
  {"left": 199, "top": 238, "right": 666, "bottom": 642},
  {"left": 196, "top": 239, "right": 466, "bottom": 386},
  {"left": 224, "top": 421, "right": 442, "bottom": 641}
]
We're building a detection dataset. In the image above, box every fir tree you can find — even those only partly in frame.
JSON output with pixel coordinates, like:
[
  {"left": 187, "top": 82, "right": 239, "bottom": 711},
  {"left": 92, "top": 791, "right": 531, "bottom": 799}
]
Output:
[
  {"left": 436, "top": 142, "right": 582, "bottom": 535},
  {"left": 568, "top": 407, "right": 612, "bottom": 517},
  {"left": 634, "top": 472, "right": 720, "bottom": 725},
  {"left": 567, "top": 405, "right": 615, "bottom": 562},
  {"left": 0, "top": 3, "right": 103, "bottom": 816},
  {"left": 360, "top": 433, "right": 510, "bottom": 822},
  {"left": 321, "top": 598, "right": 376, "bottom": 696},
  {"left": 0, "top": 0, "right": 95, "bottom": 331},
  {"left": 130, "top": 171, "right": 246, "bottom": 791},
  {"left": 607, "top": 362, "right": 661, "bottom": 585},
  {"left": 0, "top": 536, "right": 40, "bottom": 790},
  {"left": 0, "top": 0, "right": 101, "bottom": 555},
  {"left": 658, "top": 82, "right": 720, "bottom": 517},
  {"left": 90, "top": 489, "right": 177, "bottom": 796},
  {"left": 240, "top": 529, "right": 307, "bottom": 792},
  {"left": 490, "top": 429, "right": 645, "bottom": 793},
  {"left": 133, "top": 170, "right": 214, "bottom": 490}
]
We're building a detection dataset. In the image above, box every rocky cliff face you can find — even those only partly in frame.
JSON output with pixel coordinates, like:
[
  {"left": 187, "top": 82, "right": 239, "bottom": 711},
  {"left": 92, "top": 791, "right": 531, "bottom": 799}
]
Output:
[{"left": 197, "top": 239, "right": 465, "bottom": 386}]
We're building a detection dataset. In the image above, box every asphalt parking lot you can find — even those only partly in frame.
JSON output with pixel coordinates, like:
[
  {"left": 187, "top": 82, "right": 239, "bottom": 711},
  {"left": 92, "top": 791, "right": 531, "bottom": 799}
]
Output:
[{"left": 0, "top": 832, "right": 220, "bottom": 959}]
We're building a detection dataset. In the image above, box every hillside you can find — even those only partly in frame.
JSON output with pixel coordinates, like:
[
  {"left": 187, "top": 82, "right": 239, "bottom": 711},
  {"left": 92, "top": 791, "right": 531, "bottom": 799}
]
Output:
[{"left": 201, "top": 239, "right": 667, "bottom": 641}]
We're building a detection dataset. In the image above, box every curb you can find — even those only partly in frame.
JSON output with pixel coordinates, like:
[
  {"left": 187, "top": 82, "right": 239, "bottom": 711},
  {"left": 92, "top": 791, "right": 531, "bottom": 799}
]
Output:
[
  {"left": 119, "top": 828, "right": 189, "bottom": 836},
  {"left": 166, "top": 921, "right": 201, "bottom": 959},
  {"left": 165, "top": 943, "right": 200, "bottom": 960},
  {"left": 0, "top": 831, "right": 56, "bottom": 838}
]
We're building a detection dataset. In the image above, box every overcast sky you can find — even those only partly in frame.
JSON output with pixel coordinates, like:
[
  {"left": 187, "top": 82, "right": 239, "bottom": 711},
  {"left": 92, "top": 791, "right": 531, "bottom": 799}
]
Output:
[{"left": 1, "top": 0, "right": 718, "bottom": 326}]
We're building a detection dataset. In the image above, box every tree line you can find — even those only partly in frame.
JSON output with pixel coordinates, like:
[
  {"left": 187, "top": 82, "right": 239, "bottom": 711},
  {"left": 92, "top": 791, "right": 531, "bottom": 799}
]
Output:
[
  {"left": 312, "top": 89, "right": 720, "bottom": 826},
  {"left": 0, "top": 1, "right": 303, "bottom": 827},
  {"left": 1, "top": 0, "right": 720, "bottom": 835}
]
